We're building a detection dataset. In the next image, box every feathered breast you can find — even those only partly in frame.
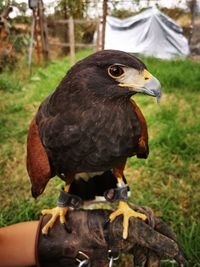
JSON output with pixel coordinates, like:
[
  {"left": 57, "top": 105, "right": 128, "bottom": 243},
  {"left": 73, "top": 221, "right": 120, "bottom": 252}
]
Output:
[{"left": 36, "top": 96, "right": 143, "bottom": 175}]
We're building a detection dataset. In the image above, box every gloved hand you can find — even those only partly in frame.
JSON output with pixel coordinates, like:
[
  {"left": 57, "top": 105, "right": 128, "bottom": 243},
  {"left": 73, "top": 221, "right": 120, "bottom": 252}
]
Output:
[{"left": 36, "top": 208, "right": 184, "bottom": 267}]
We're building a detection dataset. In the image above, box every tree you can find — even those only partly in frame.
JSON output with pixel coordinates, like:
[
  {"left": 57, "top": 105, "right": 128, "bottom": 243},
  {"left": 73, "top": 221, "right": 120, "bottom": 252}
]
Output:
[
  {"left": 0, "top": 1, "right": 28, "bottom": 16},
  {"left": 54, "top": 0, "right": 89, "bottom": 19}
]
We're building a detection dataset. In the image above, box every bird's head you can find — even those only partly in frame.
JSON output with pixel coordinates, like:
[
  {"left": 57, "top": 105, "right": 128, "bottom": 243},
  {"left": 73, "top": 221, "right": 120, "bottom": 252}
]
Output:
[{"left": 66, "top": 50, "right": 162, "bottom": 102}]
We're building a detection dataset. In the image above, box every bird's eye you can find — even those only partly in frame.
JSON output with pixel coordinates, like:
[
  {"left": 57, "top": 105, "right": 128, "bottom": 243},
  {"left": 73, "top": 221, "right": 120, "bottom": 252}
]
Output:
[{"left": 108, "top": 65, "right": 124, "bottom": 78}]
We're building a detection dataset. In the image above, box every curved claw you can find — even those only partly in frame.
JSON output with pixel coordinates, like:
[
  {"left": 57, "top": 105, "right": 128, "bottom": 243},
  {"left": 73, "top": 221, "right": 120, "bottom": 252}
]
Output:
[
  {"left": 41, "top": 207, "right": 69, "bottom": 235},
  {"left": 109, "top": 201, "right": 147, "bottom": 239}
]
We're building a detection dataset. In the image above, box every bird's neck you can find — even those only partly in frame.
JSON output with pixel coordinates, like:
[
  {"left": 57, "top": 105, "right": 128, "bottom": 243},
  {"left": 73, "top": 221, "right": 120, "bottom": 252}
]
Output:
[{"left": 89, "top": 88, "right": 134, "bottom": 105}]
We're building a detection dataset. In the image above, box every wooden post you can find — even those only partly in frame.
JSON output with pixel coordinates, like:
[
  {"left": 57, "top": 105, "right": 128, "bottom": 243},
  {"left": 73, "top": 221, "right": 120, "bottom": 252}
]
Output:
[
  {"left": 102, "top": 0, "right": 108, "bottom": 50},
  {"left": 34, "top": 8, "right": 41, "bottom": 64},
  {"left": 28, "top": 9, "right": 35, "bottom": 73},
  {"left": 38, "top": 0, "right": 49, "bottom": 61},
  {"left": 188, "top": 0, "right": 197, "bottom": 45},
  {"left": 96, "top": 18, "right": 100, "bottom": 51},
  {"left": 68, "top": 16, "right": 75, "bottom": 65}
]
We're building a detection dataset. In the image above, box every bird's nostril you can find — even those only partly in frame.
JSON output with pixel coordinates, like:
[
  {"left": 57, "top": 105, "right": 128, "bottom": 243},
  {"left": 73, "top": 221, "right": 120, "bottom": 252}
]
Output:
[{"left": 145, "top": 77, "right": 149, "bottom": 80}]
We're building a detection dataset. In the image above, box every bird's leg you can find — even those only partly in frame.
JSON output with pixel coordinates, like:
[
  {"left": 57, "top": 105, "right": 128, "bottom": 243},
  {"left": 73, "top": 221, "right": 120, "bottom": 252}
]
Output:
[
  {"left": 109, "top": 176, "right": 147, "bottom": 239},
  {"left": 41, "top": 183, "right": 71, "bottom": 235}
]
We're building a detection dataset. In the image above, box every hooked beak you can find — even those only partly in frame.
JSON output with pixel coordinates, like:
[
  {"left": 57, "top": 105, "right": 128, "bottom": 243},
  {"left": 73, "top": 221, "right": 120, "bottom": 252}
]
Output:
[
  {"left": 141, "top": 76, "right": 162, "bottom": 103},
  {"left": 118, "top": 69, "right": 162, "bottom": 103}
]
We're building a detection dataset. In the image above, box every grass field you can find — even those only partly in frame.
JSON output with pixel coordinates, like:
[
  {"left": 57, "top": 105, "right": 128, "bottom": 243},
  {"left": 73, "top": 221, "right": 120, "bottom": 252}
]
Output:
[{"left": 0, "top": 49, "right": 200, "bottom": 266}]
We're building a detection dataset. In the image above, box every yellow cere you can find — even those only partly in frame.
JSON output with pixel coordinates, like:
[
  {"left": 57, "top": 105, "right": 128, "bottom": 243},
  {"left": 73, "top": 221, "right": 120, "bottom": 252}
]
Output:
[{"left": 143, "top": 69, "right": 152, "bottom": 81}]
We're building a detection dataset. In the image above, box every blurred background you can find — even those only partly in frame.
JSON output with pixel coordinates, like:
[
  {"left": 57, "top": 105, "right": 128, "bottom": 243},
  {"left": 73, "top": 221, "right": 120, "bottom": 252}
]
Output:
[{"left": 0, "top": 1, "right": 200, "bottom": 266}]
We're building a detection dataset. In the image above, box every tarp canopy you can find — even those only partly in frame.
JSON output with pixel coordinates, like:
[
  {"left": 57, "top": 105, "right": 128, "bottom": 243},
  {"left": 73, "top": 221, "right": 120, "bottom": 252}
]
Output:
[{"left": 104, "top": 7, "right": 190, "bottom": 59}]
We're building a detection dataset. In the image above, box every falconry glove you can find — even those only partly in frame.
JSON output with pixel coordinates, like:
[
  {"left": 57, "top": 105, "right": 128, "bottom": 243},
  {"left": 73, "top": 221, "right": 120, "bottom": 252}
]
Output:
[{"left": 36, "top": 207, "right": 184, "bottom": 267}]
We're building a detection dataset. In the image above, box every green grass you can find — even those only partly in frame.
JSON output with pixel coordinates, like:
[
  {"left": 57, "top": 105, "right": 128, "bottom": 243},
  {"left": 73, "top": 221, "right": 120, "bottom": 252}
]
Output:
[
  {"left": 0, "top": 73, "right": 22, "bottom": 92},
  {"left": 0, "top": 49, "right": 200, "bottom": 266}
]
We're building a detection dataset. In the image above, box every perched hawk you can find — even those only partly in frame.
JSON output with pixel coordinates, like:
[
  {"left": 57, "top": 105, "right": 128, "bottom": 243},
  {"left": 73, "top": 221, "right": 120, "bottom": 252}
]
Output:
[{"left": 27, "top": 50, "right": 161, "bottom": 238}]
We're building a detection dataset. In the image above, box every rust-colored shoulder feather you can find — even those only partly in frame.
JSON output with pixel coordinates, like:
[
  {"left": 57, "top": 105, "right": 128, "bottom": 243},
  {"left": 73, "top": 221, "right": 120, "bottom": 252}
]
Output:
[
  {"left": 130, "top": 99, "right": 149, "bottom": 158},
  {"left": 26, "top": 117, "right": 51, "bottom": 198}
]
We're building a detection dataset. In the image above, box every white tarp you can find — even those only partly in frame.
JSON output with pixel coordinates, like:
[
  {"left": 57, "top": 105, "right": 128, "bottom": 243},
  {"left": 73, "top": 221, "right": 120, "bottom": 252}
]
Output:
[{"left": 104, "top": 7, "right": 190, "bottom": 59}]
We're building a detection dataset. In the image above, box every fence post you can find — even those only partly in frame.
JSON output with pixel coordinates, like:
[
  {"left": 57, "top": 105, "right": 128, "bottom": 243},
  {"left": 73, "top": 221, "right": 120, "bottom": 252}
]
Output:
[
  {"left": 69, "top": 16, "right": 75, "bottom": 65},
  {"left": 96, "top": 18, "right": 100, "bottom": 51},
  {"left": 39, "top": 0, "right": 50, "bottom": 61},
  {"left": 102, "top": 0, "right": 108, "bottom": 50}
]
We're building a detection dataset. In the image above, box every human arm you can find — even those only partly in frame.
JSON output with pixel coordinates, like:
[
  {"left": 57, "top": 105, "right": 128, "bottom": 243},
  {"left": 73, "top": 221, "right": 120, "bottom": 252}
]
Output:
[{"left": 0, "top": 221, "right": 38, "bottom": 267}]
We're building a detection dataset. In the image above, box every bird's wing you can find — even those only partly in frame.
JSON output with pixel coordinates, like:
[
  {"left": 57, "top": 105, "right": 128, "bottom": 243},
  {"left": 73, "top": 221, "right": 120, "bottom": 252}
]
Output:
[
  {"left": 26, "top": 117, "right": 51, "bottom": 198},
  {"left": 130, "top": 99, "right": 149, "bottom": 158}
]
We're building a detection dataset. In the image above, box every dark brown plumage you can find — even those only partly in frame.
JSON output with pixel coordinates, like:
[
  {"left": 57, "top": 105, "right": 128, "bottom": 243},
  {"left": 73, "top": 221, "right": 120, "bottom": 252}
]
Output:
[{"left": 27, "top": 50, "right": 161, "bottom": 200}]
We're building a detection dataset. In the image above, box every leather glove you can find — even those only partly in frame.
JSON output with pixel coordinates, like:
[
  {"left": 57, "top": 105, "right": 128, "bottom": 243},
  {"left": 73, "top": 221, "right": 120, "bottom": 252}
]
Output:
[{"left": 36, "top": 208, "right": 185, "bottom": 267}]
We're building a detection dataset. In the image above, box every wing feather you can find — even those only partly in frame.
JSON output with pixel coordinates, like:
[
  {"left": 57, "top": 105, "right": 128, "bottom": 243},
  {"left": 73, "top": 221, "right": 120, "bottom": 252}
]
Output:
[
  {"left": 26, "top": 117, "right": 51, "bottom": 198},
  {"left": 130, "top": 99, "right": 149, "bottom": 158}
]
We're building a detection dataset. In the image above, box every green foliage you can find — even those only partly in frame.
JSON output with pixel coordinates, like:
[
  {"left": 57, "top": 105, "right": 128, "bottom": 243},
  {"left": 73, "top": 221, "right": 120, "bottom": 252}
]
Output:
[
  {"left": 0, "top": 35, "right": 29, "bottom": 72},
  {"left": 0, "top": 50, "right": 200, "bottom": 266},
  {"left": 0, "top": 1, "right": 28, "bottom": 15},
  {"left": 111, "top": 8, "right": 135, "bottom": 19},
  {"left": 160, "top": 7, "right": 189, "bottom": 20},
  {"left": 54, "top": 0, "right": 89, "bottom": 19},
  {"left": 11, "top": 34, "right": 29, "bottom": 53}
]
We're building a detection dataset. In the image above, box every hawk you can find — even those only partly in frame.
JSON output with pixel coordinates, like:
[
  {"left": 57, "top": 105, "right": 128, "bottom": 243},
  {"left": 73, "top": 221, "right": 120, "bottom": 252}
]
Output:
[{"left": 27, "top": 50, "right": 161, "bottom": 238}]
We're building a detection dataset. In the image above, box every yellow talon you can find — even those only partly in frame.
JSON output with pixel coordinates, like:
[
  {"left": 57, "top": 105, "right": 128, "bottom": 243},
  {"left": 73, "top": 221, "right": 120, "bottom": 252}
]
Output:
[
  {"left": 109, "top": 201, "right": 147, "bottom": 239},
  {"left": 41, "top": 207, "right": 69, "bottom": 235}
]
